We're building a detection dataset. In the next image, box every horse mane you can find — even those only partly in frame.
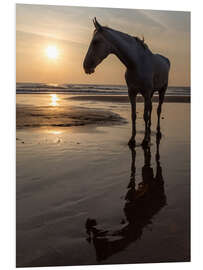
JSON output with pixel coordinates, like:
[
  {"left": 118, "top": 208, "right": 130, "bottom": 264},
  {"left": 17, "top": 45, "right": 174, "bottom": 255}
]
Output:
[
  {"left": 93, "top": 27, "right": 151, "bottom": 52},
  {"left": 133, "top": 36, "right": 149, "bottom": 50}
]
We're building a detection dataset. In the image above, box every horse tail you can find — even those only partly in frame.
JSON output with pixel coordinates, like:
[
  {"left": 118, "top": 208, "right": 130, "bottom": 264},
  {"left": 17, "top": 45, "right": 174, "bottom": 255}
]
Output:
[{"left": 166, "top": 58, "right": 171, "bottom": 69}]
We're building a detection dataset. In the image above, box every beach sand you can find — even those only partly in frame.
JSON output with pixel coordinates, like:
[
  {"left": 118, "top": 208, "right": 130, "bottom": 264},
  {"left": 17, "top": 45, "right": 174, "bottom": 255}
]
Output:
[{"left": 16, "top": 94, "right": 190, "bottom": 267}]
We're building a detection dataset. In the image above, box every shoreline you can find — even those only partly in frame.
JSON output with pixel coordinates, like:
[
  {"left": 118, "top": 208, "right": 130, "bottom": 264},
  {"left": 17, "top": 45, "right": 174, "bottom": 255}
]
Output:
[
  {"left": 68, "top": 95, "right": 190, "bottom": 103},
  {"left": 16, "top": 92, "right": 190, "bottom": 104}
]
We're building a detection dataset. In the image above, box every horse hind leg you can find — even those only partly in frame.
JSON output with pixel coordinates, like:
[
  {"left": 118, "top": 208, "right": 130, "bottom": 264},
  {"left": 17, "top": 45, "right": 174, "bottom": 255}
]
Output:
[
  {"left": 128, "top": 91, "right": 137, "bottom": 147},
  {"left": 157, "top": 86, "right": 167, "bottom": 136}
]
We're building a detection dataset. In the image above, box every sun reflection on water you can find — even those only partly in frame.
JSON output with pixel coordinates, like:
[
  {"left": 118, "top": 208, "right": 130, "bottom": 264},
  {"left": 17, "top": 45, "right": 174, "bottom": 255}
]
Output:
[
  {"left": 45, "top": 128, "right": 64, "bottom": 135},
  {"left": 50, "top": 94, "right": 59, "bottom": 106},
  {"left": 50, "top": 130, "right": 62, "bottom": 135}
]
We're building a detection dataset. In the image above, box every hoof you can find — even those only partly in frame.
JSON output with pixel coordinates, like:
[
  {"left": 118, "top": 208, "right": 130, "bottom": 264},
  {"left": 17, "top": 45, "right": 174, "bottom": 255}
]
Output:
[
  {"left": 128, "top": 139, "right": 136, "bottom": 147},
  {"left": 141, "top": 139, "right": 149, "bottom": 148}
]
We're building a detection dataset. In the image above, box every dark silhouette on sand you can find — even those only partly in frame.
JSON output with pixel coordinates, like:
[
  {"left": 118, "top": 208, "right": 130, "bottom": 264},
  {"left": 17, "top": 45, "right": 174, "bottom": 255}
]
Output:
[{"left": 85, "top": 134, "right": 166, "bottom": 262}]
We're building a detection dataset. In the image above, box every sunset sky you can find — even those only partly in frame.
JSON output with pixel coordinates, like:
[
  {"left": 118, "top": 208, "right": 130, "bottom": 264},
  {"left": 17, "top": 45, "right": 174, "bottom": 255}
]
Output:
[{"left": 16, "top": 4, "right": 190, "bottom": 86}]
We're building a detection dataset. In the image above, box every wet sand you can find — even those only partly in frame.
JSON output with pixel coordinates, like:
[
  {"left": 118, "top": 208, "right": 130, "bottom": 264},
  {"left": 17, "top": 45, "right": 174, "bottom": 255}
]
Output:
[
  {"left": 16, "top": 94, "right": 190, "bottom": 267},
  {"left": 16, "top": 105, "right": 126, "bottom": 128}
]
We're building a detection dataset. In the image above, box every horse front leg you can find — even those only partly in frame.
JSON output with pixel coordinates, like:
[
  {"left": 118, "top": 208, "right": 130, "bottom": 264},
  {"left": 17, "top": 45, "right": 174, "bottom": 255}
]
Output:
[
  {"left": 142, "top": 97, "right": 152, "bottom": 147},
  {"left": 148, "top": 99, "right": 152, "bottom": 137},
  {"left": 128, "top": 92, "right": 137, "bottom": 147}
]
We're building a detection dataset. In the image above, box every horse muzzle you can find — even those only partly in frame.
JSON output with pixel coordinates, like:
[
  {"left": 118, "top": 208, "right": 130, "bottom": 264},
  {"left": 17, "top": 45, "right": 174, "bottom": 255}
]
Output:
[{"left": 84, "top": 67, "right": 95, "bottom": 74}]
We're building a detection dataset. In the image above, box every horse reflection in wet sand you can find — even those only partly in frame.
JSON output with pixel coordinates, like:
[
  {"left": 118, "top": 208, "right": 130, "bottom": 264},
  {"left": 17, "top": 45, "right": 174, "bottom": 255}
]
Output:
[
  {"left": 85, "top": 135, "right": 166, "bottom": 262},
  {"left": 83, "top": 18, "right": 170, "bottom": 147}
]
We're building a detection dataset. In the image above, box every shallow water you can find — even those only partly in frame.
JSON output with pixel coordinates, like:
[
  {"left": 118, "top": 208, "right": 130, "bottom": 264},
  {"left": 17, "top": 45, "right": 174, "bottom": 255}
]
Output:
[{"left": 16, "top": 94, "right": 190, "bottom": 267}]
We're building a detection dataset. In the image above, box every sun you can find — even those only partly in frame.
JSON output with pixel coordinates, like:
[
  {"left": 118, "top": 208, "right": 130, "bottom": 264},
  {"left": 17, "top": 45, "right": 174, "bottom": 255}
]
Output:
[{"left": 45, "top": 46, "right": 59, "bottom": 59}]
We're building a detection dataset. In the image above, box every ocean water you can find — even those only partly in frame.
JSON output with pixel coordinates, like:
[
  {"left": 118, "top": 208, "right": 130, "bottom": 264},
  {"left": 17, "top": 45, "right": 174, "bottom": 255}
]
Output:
[{"left": 16, "top": 83, "right": 190, "bottom": 96}]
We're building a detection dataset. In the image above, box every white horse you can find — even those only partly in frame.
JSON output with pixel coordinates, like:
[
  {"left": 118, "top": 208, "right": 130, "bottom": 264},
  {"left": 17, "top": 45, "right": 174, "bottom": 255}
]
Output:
[{"left": 83, "top": 18, "right": 170, "bottom": 147}]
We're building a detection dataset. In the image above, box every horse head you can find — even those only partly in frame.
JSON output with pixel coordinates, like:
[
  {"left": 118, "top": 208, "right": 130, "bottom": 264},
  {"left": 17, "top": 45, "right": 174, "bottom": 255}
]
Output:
[{"left": 83, "top": 18, "right": 112, "bottom": 74}]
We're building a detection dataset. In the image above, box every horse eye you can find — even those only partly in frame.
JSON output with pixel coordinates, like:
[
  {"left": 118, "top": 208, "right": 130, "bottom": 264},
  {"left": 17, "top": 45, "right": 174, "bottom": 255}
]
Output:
[{"left": 92, "top": 40, "right": 99, "bottom": 46}]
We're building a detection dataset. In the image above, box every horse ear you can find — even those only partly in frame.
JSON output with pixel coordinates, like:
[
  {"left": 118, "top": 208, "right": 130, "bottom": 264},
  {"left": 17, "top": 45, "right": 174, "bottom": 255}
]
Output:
[
  {"left": 93, "top": 18, "right": 96, "bottom": 28},
  {"left": 93, "top": 17, "right": 103, "bottom": 31}
]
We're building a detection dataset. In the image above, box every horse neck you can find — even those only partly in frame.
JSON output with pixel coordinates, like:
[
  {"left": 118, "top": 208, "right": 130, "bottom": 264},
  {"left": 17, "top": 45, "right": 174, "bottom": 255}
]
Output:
[{"left": 103, "top": 28, "right": 140, "bottom": 68}]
